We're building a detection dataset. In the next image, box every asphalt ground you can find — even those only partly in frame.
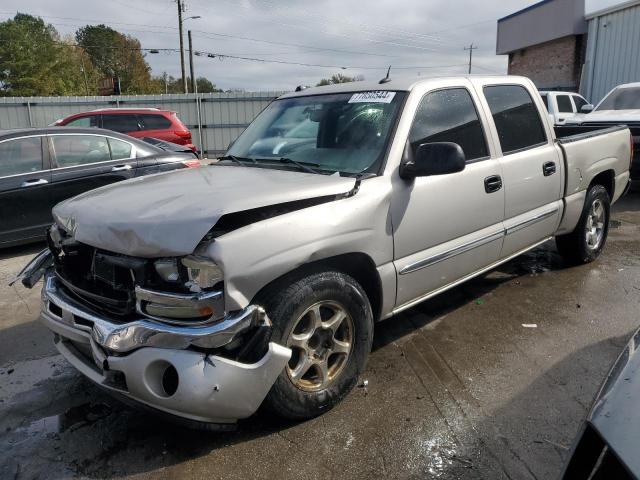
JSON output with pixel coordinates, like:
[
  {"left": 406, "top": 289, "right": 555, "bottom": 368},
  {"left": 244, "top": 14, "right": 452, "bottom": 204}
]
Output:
[{"left": 0, "top": 192, "right": 638, "bottom": 480}]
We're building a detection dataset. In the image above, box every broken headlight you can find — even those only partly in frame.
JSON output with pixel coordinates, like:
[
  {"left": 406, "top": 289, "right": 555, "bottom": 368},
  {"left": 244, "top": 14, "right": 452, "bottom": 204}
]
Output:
[{"left": 180, "top": 255, "right": 224, "bottom": 291}]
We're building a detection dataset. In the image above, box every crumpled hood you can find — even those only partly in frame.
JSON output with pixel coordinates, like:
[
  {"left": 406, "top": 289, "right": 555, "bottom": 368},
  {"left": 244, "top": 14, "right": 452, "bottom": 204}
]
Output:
[{"left": 53, "top": 165, "right": 357, "bottom": 257}]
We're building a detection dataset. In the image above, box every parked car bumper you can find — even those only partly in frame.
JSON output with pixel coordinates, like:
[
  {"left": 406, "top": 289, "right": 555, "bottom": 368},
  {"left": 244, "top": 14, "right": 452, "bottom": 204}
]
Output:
[{"left": 40, "top": 272, "right": 291, "bottom": 425}]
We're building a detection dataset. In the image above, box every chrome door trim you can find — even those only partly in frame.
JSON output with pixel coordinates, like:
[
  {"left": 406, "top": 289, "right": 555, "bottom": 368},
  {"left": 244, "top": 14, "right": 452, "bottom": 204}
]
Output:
[
  {"left": 399, "top": 229, "right": 505, "bottom": 275},
  {"left": 393, "top": 236, "right": 553, "bottom": 315},
  {"left": 505, "top": 207, "right": 559, "bottom": 236}
]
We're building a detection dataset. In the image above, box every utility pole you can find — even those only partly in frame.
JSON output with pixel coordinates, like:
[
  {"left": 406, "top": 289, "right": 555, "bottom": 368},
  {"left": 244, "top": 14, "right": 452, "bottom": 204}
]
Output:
[
  {"left": 464, "top": 43, "right": 477, "bottom": 74},
  {"left": 177, "top": 0, "right": 187, "bottom": 93},
  {"left": 188, "top": 30, "right": 196, "bottom": 95},
  {"left": 79, "top": 52, "right": 90, "bottom": 95}
]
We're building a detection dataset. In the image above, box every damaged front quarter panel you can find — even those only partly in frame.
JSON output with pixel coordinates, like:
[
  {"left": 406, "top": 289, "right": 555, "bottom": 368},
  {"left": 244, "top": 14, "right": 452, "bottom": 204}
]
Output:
[{"left": 205, "top": 176, "right": 395, "bottom": 313}]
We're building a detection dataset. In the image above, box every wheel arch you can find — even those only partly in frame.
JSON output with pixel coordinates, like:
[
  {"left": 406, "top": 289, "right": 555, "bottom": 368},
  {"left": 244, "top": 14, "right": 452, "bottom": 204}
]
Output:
[
  {"left": 252, "top": 252, "right": 383, "bottom": 322},
  {"left": 588, "top": 169, "right": 615, "bottom": 199}
]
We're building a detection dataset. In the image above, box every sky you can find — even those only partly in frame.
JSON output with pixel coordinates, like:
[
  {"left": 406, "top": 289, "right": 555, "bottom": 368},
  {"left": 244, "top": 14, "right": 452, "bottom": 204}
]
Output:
[{"left": 0, "top": 0, "right": 620, "bottom": 91}]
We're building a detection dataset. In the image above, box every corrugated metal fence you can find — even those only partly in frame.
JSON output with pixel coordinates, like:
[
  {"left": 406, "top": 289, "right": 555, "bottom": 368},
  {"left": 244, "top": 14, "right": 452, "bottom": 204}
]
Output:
[{"left": 0, "top": 92, "right": 287, "bottom": 156}]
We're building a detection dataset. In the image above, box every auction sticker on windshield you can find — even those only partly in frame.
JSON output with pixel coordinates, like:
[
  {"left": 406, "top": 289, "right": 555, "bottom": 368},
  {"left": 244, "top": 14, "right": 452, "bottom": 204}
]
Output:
[{"left": 348, "top": 91, "right": 396, "bottom": 103}]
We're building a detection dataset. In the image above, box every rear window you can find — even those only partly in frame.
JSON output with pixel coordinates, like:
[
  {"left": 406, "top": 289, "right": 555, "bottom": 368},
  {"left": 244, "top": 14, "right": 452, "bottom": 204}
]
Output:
[
  {"left": 483, "top": 85, "right": 547, "bottom": 155},
  {"left": 556, "top": 95, "right": 573, "bottom": 113},
  {"left": 139, "top": 114, "right": 172, "bottom": 130},
  {"left": 102, "top": 114, "right": 140, "bottom": 133},
  {"left": 0, "top": 137, "right": 43, "bottom": 176}
]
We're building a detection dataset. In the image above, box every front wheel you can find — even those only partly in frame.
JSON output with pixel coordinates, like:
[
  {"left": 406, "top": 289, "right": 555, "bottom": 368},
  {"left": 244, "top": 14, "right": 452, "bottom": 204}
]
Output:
[
  {"left": 261, "top": 271, "right": 373, "bottom": 420},
  {"left": 556, "top": 184, "right": 610, "bottom": 264}
]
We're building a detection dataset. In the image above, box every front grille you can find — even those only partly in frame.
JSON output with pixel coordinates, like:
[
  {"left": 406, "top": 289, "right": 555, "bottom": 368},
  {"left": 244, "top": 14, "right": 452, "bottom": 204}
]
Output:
[{"left": 50, "top": 238, "right": 147, "bottom": 320}]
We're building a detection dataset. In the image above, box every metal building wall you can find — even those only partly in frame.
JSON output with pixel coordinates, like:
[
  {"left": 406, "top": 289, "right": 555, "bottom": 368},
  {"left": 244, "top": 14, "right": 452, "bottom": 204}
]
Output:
[
  {"left": 0, "top": 92, "right": 286, "bottom": 156},
  {"left": 581, "top": 1, "right": 640, "bottom": 103}
]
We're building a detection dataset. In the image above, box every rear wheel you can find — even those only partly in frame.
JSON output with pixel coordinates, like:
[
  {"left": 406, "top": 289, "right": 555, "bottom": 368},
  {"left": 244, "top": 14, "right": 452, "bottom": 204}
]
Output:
[
  {"left": 261, "top": 271, "right": 373, "bottom": 420},
  {"left": 556, "top": 184, "right": 610, "bottom": 264}
]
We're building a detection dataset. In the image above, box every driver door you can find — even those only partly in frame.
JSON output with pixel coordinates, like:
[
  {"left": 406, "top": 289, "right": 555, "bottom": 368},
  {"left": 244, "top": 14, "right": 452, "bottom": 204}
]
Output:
[{"left": 391, "top": 86, "right": 505, "bottom": 309}]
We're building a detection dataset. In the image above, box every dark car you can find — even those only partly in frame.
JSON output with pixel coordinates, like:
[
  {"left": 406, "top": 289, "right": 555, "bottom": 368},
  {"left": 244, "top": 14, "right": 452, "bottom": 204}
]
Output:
[
  {"left": 561, "top": 328, "right": 640, "bottom": 479},
  {"left": 0, "top": 127, "right": 199, "bottom": 248},
  {"left": 54, "top": 108, "right": 197, "bottom": 152}
]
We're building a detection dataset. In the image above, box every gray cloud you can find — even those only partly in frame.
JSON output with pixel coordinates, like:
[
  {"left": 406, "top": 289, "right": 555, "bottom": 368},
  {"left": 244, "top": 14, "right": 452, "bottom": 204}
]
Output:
[{"left": 1, "top": 0, "right": 536, "bottom": 91}]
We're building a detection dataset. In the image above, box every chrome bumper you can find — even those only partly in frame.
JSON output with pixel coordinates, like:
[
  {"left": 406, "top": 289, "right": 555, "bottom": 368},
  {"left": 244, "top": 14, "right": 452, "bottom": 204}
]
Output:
[
  {"left": 40, "top": 272, "right": 291, "bottom": 424},
  {"left": 42, "top": 272, "right": 259, "bottom": 353}
]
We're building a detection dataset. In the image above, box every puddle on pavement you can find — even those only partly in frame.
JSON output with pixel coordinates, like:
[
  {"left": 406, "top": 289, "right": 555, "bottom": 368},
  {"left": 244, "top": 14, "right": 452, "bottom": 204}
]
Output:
[{"left": 15, "top": 402, "right": 112, "bottom": 438}]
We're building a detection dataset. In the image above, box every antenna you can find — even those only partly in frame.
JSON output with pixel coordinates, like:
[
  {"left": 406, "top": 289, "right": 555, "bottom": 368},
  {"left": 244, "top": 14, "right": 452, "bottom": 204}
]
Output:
[{"left": 379, "top": 66, "right": 392, "bottom": 84}]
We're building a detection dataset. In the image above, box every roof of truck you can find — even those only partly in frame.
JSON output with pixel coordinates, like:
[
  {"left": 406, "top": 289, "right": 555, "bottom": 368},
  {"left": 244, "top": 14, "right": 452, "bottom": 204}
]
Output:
[{"left": 279, "top": 75, "right": 525, "bottom": 98}]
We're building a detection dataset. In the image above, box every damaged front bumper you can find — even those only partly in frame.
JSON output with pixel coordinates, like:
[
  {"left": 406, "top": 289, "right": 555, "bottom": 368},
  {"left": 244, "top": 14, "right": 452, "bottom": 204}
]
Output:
[{"left": 40, "top": 271, "right": 291, "bottom": 425}]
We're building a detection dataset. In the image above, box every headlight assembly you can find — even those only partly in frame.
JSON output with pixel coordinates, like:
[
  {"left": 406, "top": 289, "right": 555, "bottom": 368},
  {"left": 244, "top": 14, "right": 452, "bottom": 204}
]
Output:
[{"left": 181, "top": 255, "right": 224, "bottom": 291}]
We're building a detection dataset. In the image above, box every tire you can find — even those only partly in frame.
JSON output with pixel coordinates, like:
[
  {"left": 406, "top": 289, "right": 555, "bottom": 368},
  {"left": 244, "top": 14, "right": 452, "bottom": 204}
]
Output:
[
  {"left": 556, "top": 184, "right": 610, "bottom": 265},
  {"left": 260, "top": 270, "right": 373, "bottom": 420}
]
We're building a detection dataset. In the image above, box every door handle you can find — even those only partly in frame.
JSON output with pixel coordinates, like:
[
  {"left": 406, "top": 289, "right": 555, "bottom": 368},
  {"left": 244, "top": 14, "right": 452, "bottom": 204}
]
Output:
[
  {"left": 484, "top": 175, "right": 502, "bottom": 193},
  {"left": 543, "top": 161, "right": 556, "bottom": 176},
  {"left": 20, "top": 178, "right": 49, "bottom": 187},
  {"left": 111, "top": 164, "right": 133, "bottom": 172}
]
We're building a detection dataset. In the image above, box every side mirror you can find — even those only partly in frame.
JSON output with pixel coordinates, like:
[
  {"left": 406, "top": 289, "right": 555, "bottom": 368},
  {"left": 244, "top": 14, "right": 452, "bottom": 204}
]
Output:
[
  {"left": 400, "top": 142, "right": 466, "bottom": 180},
  {"left": 581, "top": 104, "right": 594, "bottom": 113}
]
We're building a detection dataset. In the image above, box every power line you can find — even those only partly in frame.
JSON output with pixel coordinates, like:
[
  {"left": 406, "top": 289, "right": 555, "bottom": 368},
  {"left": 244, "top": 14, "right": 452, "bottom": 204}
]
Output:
[{"left": 54, "top": 41, "right": 468, "bottom": 72}]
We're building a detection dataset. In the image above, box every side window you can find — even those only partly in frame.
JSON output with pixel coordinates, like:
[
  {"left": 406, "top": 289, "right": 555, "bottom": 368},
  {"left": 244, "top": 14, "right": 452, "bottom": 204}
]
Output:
[
  {"left": 139, "top": 114, "right": 172, "bottom": 130},
  {"left": 556, "top": 95, "right": 573, "bottom": 113},
  {"left": 108, "top": 138, "right": 133, "bottom": 160},
  {"left": 409, "top": 88, "right": 488, "bottom": 161},
  {"left": 102, "top": 114, "right": 140, "bottom": 133},
  {"left": 65, "top": 115, "right": 98, "bottom": 128},
  {"left": 51, "top": 135, "right": 111, "bottom": 167},
  {"left": 0, "top": 137, "right": 43, "bottom": 177},
  {"left": 483, "top": 85, "right": 547, "bottom": 155},
  {"left": 572, "top": 95, "right": 588, "bottom": 111}
]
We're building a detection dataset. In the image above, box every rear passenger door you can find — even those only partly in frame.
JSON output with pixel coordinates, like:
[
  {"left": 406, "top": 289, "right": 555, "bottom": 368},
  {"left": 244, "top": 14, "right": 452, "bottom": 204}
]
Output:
[
  {"left": 392, "top": 86, "right": 505, "bottom": 308},
  {"left": 479, "top": 83, "right": 563, "bottom": 259},
  {"left": 0, "top": 136, "right": 54, "bottom": 245},
  {"left": 49, "top": 134, "right": 138, "bottom": 207}
]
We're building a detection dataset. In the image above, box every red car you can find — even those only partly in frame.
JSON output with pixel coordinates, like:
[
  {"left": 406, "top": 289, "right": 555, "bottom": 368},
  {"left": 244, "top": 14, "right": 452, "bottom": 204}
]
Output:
[{"left": 54, "top": 108, "right": 197, "bottom": 152}]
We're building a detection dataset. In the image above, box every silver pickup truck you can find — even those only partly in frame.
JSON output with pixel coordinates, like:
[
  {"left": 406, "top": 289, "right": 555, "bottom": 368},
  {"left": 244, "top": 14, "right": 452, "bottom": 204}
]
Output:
[{"left": 15, "top": 75, "right": 632, "bottom": 428}]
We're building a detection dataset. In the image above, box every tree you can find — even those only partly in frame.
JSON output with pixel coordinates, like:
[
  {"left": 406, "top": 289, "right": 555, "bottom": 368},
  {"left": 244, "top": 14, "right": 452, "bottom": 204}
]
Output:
[
  {"left": 316, "top": 73, "right": 364, "bottom": 86},
  {"left": 150, "top": 73, "right": 222, "bottom": 94},
  {"left": 76, "top": 24, "right": 154, "bottom": 94},
  {"left": 0, "top": 14, "right": 91, "bottom": 96}
]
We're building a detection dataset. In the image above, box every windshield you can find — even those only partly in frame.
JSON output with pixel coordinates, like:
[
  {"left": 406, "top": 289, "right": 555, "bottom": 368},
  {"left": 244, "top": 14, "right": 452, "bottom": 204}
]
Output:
[
  {"left": 226, "top": 91, "right": 406, "bottom": 175},
  {"left": 597, "top": 86, "right": 640, "bottom": 111}
]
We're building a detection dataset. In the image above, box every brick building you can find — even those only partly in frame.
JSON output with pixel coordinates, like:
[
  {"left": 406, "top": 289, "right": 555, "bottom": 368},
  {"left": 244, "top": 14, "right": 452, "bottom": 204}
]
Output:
[{"left": 496, "top": 0, "right": 588, "bottom": 91}]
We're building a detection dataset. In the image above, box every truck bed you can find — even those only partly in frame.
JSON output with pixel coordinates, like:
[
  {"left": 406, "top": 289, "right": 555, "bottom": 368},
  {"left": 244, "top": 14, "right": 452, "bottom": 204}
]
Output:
[{"left": 556, "top": 124, "right": 639, "bottom": 178}]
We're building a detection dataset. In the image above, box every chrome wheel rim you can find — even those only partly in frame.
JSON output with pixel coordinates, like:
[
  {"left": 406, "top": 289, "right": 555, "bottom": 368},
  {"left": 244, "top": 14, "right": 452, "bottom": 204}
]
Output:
[
  {"left": 585, "top": 199, "right": 605, "bottom": 250},
  {"left": 285, "top": 301, "right": 354, "bottom": 392}
]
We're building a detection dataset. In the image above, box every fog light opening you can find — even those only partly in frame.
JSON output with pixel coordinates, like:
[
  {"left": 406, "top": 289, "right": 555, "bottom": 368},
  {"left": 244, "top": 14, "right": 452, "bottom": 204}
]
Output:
[
  {"left": 145, "top": 360, "right": 180, "bottom": 398},
  {"left": 162, "top": 365, "right": 179, "bottom": 397}
]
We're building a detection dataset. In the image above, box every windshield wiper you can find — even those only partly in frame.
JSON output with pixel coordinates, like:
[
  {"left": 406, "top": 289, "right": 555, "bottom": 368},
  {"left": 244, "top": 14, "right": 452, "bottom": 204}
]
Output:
[
  {"left": 255, "top": 157, "right": 321, "bottom": 174},
  {"left": 217, "top": 154, "right": 257, "bottom": 166}
]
